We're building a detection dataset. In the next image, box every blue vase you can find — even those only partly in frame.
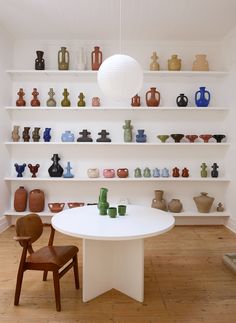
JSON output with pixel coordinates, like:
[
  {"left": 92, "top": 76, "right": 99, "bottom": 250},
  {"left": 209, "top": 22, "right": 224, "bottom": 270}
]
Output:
[
  {"left": 153, "top": 168, "right": 160, "bottom": 177},
  {"left": 63, "top": 161, "right": 74, "bottom": 178},
  {"left": 43, "top": 128, "right": 51, "bottom": 142},
  {"left": 195, "top": 86, "right": 211, "bottom": 107},
  {"left": 61, "top": 130, "right": 74, "bottom": 142},
  {"left": 14, "top": 163, "right": 26, "bottom": 177},
  {"left": 136, "top": 129, "right": 147, "bottom": 143},
  {"left": 161, "top": 167, "right": 169, "bottom": 177}
]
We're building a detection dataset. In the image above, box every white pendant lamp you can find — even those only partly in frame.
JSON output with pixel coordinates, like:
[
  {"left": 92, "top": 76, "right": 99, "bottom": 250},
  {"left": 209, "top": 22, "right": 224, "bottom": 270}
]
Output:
[{"left": 97, "top": 0, "right": 143, "bottom": 100}]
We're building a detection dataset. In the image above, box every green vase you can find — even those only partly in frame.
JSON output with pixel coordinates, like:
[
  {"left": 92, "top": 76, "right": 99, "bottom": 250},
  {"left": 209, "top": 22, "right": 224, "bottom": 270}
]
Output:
[
  {"left": 61, "top": 88, "right": 71, "bottom": 107},
  {"left": 123, "top": 120, "right": 133, "bottom": 142},
  {"left": 98, "top": 187, "right": 109, "bottom": 215},
  {"left": 77, "top": 92, "right": 86, "bottom": 107}
]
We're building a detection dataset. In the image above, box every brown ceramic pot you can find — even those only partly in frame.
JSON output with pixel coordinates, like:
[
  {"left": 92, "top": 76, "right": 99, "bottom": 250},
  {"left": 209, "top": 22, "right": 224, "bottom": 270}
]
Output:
[
  {"left": 14, "top": 186, "right": 27, "bottom": 212},
  {"left": 151, "top": 190, "right": 167, "bottom": 211},
  {"left": 67, "top": 202, "right": 85, "bottom": 208},
  {"left": 146, "top": 87, "right": 160, "bottom": 107},
  {"left": 168, "top": 199, "right": 183, "bottom": 213},
  {"left": 29, "top": 189, "right": 45, "bottom": 212},
  {"left": 91, "top": 46, "right": 102, "bottom": 70},
  {"left": 117, "top": 168, "right": 129, "bottom": 178},
  {"left": 48, "top": 202, "right": 65, "bottom": 213},
  {"left": 193, "top": 192, "right": 214, "bottom": 213}
]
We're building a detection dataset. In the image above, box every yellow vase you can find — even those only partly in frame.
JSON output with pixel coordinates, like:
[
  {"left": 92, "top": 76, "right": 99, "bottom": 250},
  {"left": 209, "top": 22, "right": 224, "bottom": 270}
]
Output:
[{"left": 168, "top": 54, "right": 181, "bottom": 71}]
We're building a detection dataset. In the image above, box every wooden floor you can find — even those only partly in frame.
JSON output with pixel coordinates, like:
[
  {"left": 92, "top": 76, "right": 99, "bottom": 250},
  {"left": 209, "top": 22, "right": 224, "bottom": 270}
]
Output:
[{"left": 0, "top": 225, "right": 236, "bottom": 323}]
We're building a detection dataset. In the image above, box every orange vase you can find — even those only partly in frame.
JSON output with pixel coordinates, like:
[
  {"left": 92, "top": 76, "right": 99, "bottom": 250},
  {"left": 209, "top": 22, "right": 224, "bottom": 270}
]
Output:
[
  {"left": 91, "top": 46, "right": 102, "bottom": 70},
  {"left": 146, "top": 87, "right": 160, "bottom": 107}
]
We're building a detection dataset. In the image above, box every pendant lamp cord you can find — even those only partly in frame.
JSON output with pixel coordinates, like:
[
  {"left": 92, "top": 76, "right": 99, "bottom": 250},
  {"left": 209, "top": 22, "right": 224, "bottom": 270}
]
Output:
[{"left": 119, "top": 0, "right": 122, "bottom": 54}]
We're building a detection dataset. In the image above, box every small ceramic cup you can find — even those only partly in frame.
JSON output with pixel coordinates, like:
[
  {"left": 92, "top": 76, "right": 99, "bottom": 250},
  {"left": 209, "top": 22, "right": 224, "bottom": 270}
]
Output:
[
  {"left": 108, "top": 207, "right": 117, "bottom": 218},
  {"left": 118, "top": 205, "right": 126, "bottom": 216}
]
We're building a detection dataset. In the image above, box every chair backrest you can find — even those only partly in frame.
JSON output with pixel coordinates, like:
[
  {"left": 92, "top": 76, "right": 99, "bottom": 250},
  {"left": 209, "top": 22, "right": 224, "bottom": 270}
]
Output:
[{"left": 15, "top": 213, "right": 43, "bottom": 246}]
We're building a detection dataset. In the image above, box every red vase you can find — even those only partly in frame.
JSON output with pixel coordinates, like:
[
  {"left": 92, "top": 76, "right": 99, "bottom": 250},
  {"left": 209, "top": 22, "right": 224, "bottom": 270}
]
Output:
[
  {"left": 146, "top": 87, "right": 160, "bottom": 107},
  {"left": 29, "top": 189, "right": 45, "bottom": 212},
  {"left": 91, "top": 46, "right": 102, "bottom": 70},
  {"left": 14, "top": 186, "right": 27, "bottom": 212}
]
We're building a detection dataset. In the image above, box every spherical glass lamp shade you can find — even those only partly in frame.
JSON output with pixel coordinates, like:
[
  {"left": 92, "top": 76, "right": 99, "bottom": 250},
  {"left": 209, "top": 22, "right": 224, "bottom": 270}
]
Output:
[{"left": 97, "top": 54, "right": 143, "bottom": 100}]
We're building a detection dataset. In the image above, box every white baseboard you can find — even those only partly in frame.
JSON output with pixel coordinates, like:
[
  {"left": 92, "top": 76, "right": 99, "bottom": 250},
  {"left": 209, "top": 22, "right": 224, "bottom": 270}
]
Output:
[
  {"left": 225, "top": 218, "right": 236, "bottom": 233},
  {"left": 0, "top": 216, "right": 11, "bottom": 233}
]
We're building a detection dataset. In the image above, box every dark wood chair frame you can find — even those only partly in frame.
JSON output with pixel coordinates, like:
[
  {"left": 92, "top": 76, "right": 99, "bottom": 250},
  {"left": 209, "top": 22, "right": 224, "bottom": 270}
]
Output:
[{"left": 14, "top": 213, "right": 79, "bottom": 311}]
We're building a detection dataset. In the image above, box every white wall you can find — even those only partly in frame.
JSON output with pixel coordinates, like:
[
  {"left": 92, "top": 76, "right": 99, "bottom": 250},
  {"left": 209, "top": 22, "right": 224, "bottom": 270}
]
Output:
[
  {"left": 0, "top": 25, "right": 13, "bottom": 230},
  {"left": 221, "top": 26, "right": 236, "bottom": 232}
]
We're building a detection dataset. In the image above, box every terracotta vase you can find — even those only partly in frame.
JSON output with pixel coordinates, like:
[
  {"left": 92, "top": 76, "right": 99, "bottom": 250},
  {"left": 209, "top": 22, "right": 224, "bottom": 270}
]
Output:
[
  {"left": 192, "top": 54, "right": 209, "bottom": 71},
  {"left": 151, "top": 190, "right": 167, "bottom": 211},
  {"left": 91, "top": 46, "right": 102, "bottom": 70},
  {"left": 131, "top": 94, "right": 141, "bottom": 107},
  {"left": 168, "top": 199, "right": 183, "bottom": 213},
  {"left": 29, "top": 189, "right": 45, "bottom": 212},
  {"left": 31, "top": 88, "right": 40, "bottom": 106},
  {"left": 14, "top": 186, "right": 27, "bottom": 212},
  {"left": 22, "top": 127, "right": 30, "bottom": 142},
  {"left": 146, "top": 87, "right": 160, "bottom": 107},
  {"left": 117, "top": 168, "right": 129, "bottom": 178},
  {"left": 16, "top": 88, "right": 26, "bottom": 106},
  {"left": 193, "top": 192, "right": 214, "bottom": 213}
]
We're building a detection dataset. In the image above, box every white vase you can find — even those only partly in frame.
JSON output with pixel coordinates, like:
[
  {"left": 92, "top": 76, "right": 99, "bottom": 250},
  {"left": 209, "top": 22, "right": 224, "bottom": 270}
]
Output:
[{"left": 76, "top": 47, "right": 86, "bottom": 70}]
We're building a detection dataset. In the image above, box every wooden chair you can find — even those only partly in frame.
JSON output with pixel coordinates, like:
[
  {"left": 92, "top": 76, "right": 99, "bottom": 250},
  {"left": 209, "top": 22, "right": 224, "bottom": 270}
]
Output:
[{"left": 14, "top": 213, "right": 79, "bottom": 311}]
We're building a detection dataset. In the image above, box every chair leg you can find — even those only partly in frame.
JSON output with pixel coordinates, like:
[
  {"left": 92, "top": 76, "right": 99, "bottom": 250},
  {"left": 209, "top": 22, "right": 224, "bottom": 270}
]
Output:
[
  {"left": 14, "top": 268, "right": 25, "bottom": 305},
  {"left": 43, "top": 270, "right": 48, "bottom": 281},
  {"left": 73, "top": 254, "right": 80, "bottom": 289},
  {"left": 53, "top": 271, "right": 61, "bottom": 311}
]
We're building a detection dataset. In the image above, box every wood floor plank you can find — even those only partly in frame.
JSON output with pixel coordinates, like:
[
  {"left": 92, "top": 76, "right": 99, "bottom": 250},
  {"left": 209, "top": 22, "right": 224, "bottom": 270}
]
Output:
[{"left": 0, "top": 225, "right": 236, "bottom": 322}]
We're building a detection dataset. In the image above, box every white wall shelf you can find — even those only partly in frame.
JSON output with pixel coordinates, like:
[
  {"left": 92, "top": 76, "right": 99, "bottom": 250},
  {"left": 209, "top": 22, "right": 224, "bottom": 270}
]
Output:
[
  {"left": 6, "top": 69, "right": 229, "bottom": 77},
  {"left": 5, "top": 106, "right": 230, "bottom": 111},
  {"left": 4, "top": 177, "right": 231, "bottom": 182}
]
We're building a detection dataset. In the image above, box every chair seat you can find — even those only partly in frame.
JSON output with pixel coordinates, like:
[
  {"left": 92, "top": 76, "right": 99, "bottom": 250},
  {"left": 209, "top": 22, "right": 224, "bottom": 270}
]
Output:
[{"left": 26, "top": 245, "right": 78, "bottom": 268}]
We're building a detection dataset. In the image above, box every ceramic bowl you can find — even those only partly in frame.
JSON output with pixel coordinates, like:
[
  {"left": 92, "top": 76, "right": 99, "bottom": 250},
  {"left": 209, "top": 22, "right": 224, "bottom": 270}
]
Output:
[
  {"left": 212, "top": 134, "right": 226, "bottom": 143},
  {"left": 157, "top": 135, "right": 169, "bottom": 143},
  {"left": 199, "top": 134, "right": 212, "bottom": 143},
  {"left": 185, "top": 134, "right": 198, "bottom": 143},
  {"left": 170, "top": 134, "right": 184, "bottom": 143},
  {"left": 67, "top": 202, "right": 85, "bottom": 209},
  {"left": 48, "top": 202, "right": 65, "bottom": 213}
]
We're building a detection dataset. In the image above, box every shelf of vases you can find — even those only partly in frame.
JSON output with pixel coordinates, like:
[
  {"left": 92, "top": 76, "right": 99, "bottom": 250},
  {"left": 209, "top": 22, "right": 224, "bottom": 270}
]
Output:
[
  {"left": 5, "top": 106, "right": 230, "bottom": 111},
  {"left": 6, "top": 70, "right": 229, "bottom": 77},
  {"left": 4, "top": 210, "right": 231, "bottom": 218},
  {"left": 4, "top": 177, "right": 231, "bottom": 182},
  {"left": 5, "top": 142, "right": 230, "bottom": 147}
]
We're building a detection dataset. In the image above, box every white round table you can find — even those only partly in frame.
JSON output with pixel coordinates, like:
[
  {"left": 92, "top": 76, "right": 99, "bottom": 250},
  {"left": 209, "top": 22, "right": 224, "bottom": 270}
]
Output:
[{"left": 52, "top": 204, "right": 175, "bottom": 302}]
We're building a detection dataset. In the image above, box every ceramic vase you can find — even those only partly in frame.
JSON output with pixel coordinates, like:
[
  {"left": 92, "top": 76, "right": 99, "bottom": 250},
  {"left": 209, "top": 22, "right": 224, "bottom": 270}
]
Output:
[
  {"left": 22, "top": 127, "right": 30, "bottom": 142},
  {"left": 14, "top": 186, "right": 27, "bottom": 212},
  {"left": 136, "top": 129, "right": 147, "bottom": 143},
  {"left": 176, "top": 93, "right": 188, "bottom": 107},
  {"left": 77, "top": 92, "right": 86, "bottom": 107},
  {"left": 48, "top": 154, "right": 64, "bottom": 177},
  {"left": 168, "top": 54, "right": 181, "bottom": 71},
  {"left": 87, "top": 168, "right": 100, "bottom": 178},
  {"left": 98, "top": 187, "right": 109, "bottom": 215},
  {"left": 61, "top": 88, "right": 71, "bottom": 107},
  {"left": 46, "top": 88, "right": 56, "bottom": 107},
  {"left": 193, "top": 192, "right": 214, "bottom": 213},
  {"left": 76, "top": 47, "right": 86, "bottom": 70},
  {"left": 150, "top": 52, "right": 160, "bottom": 71},
  {"left": 195, "top": 86, "right": 211, "bottom": 107},
  {"left": 92, "top": 97, "right": 100, "bottom": 107},
  {"left": 192, "top": 54, "right": 209, "bottom": 71},
  {"left": 61, "top": 130, "right": 74, "bottom": 142},
  {"left": 29, "top": 189, "right": 45, "bottom": 212},
  {"left": 63, "top": 161, "right": 74, "bottom": 178},
  {"left": 14, "top": 163, "right": 26, "bottom": 177},
  {"left": 32, "top": 127, "right": 40, "bottom": 142},
  {"left": 43, "top": 128, "right": 51, "bottom": 142},
  {"left": 131, "top": 94, "right": 141, "bottom": 107},
  {"left": 151, "top": 190, "right": 167, "bottom": 211},
  {"left": 117, "top": 168, "right": 129, "bottom": 178},
  {"left": 91, "top": 46, "right": 102, "bottom": 70},
  {"left": 48, "top": 203, "right": 65, "bottom": 213},
  {"left": 28, "top": 163, "right": 40, "bottom": 177},
  {"left": 58, "top": 46, "right": 69, "bottom": 70},
  {"left": 123, "top": 120, "right": 133, "bottom": 142},
  {"left": 12, "top": 125, "right": 20, "bottom": 142},
  {"left": 146, "top": 87, "right": 160, "bottom": 107},
  {"left": 168, "top": 199, "right": 183, "bottom": 213},
  {"left": 35, "top": 50, "right": 45, "bottom": 70},
  {"left": 16, "top": 88, "right": 26, "bottom": 106},
  {"left": 31, "top": 88, "right": 40, "bottom": 106}
]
